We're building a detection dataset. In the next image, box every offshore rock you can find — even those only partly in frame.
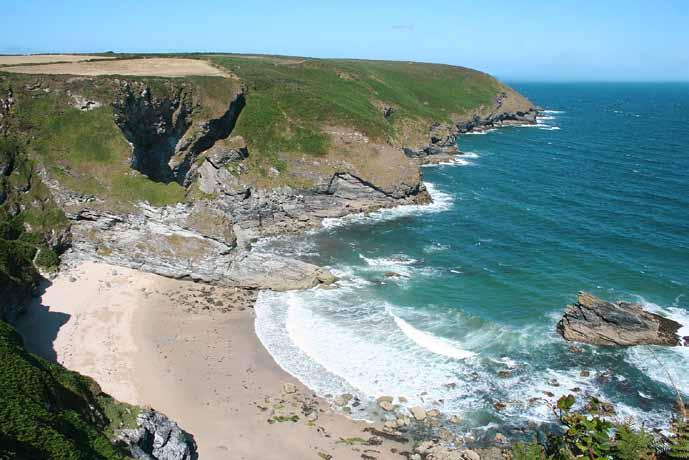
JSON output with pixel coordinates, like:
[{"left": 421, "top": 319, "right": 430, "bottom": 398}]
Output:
[
  {"left": 118, "top": 409, "right": 197, "bottom": 460},
  {"left": 557, "top": 292, "right": 683, "bottom": 346}
]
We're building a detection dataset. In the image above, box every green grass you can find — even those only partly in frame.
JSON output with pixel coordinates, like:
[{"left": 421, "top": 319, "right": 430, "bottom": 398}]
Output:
[
  {"left": 12, "top": 87, "right": 186, "bottom": 209},
  {"left": 4, "top": 55, "right": 505, "bottom": 200},
  {"left": 0, "top": 320, "right": 134, "bottom": 460},
  {"left": 210, "top": 56, "right": 500, "bottom": 157},
  {"left": 0, "top": 137, "right": 69, "bottom": 314}
]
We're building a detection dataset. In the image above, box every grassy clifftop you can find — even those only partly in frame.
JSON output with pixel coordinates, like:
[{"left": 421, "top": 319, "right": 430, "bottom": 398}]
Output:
[
  {"left": 1, "top": 54, "right": 528, "bottom": 205},
  {"left": 210, "top": 56, "right": 503, "bottom": 153}
]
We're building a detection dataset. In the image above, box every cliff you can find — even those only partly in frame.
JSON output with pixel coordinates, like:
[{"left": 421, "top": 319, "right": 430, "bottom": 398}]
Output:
[
  {"left": 0, "top": 54, "right": 536, "bottom": 459},
  {"left": 0, "top": 56, "right": 535, "bottom": 288}
]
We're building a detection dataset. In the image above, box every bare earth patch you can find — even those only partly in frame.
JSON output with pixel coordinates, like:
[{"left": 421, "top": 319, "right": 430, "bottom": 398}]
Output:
[
  {"left": 0, "top": 54, "right": 115, "bottom": 65},
  {"left": 1, "top": 57, "right": 234, "bottom": 78}
]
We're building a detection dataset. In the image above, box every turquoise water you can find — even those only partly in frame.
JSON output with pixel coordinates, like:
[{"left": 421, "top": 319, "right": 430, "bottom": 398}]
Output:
[{"left": 255, "top": 83, "right": 689, "bottom": 438}]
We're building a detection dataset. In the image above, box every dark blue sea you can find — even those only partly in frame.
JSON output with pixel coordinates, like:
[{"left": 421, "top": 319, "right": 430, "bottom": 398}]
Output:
[{"left": 255, "top": 82, "right": 689, "bottom": 438}]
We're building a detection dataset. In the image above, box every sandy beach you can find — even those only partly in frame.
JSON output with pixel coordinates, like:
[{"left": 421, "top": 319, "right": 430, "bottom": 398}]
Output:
[{"left": 15, "top": 261, "right": 410, "bottom": 460}]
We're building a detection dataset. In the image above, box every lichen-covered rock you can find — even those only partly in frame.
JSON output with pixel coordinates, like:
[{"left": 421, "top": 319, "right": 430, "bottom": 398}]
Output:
[
  {"left": 118, "top": 409, "right": 197, "bottom": 460},
  {"left": 557, "top": 292, "right": 683, "bottom": 346}
]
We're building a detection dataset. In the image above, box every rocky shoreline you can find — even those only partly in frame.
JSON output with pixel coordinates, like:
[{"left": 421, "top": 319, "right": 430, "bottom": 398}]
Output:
[{"left": 2, "top": 64, "right": 539, "bottom": 460}]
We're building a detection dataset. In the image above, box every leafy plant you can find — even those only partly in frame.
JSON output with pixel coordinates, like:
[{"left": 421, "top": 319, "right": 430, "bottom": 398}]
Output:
[
  {"left": 615, "top": 424, "right": 655, "bottom": 460},
  {"left": 513, "top": 441, "right": 547, "bottom": 460},
  {"left": 669, "top": 415, "right": 689, "bottom": 459}
]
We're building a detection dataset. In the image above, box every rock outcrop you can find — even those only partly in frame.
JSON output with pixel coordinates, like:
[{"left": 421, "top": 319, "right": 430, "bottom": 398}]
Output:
[
  {"left": 404, "top": 84, "right": 537, "bottom": 164},
  {"left": 64, "top": 201, "right": 333, "bottom": 290},
  {"left": 113, "top": 80, "right": 245, "bottom": 185},
  {"left": 118, "top": 409, "right": 198, "bottom": 460},
  {"left": 557, "top": 292, "right": 684, "bottom": 347}
]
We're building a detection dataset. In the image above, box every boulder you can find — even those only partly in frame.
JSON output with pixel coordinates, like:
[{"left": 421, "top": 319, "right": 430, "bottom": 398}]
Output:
[
  {"left": 557, "top": 292, "right": 683, "bottom": 346},
  {"left": 118, "top": 409, "right": 197, "bottom": 460},
  {"left": 377, "top": 395, "right": 395, "bottom": 411},
  {"left": 410, "top": 405, "right": 427, "bottom": 421}
]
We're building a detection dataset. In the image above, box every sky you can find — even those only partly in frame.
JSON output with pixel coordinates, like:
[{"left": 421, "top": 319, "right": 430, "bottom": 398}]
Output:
[{"left": 2, "top": 0, "right": 688, "bottom": 81}]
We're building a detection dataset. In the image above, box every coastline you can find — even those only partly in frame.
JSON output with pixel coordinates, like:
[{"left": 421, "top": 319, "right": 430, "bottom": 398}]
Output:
[
  {"left": 12, "top": 120, "right": 535, "bottom": 458},
  {"left": 16, "top": 261, "right": 413, "bottom": 460}
]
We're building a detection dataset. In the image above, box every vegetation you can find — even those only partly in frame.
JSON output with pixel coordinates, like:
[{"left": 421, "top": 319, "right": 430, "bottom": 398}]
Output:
[
  {"left": 510, "top": 394, "right": 689, "bottom": 460},
  {"left": 3, "top": 54, "right": 507, "bottom": 202},
  {"left": 0, "top": 136, "right": 69, "bottom": 314},
  {"left": 211, "top": 56, "right": 500, "bottom": 156},
  {"left": 0, "top": 320, "right": 136, "bottom": 460},
  {"left": 8, "top": 79, "right": 185, "bottom": 210}
]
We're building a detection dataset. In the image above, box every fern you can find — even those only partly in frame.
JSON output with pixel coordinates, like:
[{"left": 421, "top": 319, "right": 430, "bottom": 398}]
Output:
[
  {"left": 669, "top": 416, "right": 689, "bottom": 459},
  {"left": 615, "top": 424, "right": 655, "bottom": 460}
]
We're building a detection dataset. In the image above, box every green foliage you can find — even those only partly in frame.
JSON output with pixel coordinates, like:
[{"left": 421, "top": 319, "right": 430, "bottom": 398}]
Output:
[
  {"left": 511, "top": 395, "right": 689, "bottom": 460},
  {"left": 615, "top": 424, "right": 655, "bottom": 460},
  {"left": 210, "top": 56, "right": 500, "bottom": 159},
  {"left": 513, "top": 441, "right": 547, "bottom": 460},
  {"left": 10, "top": 81, "right": 185, "bottom": 209},
  {"left": 669, "top": 415, "right": 689, "bottom": 459},
  {"left": 560, "top": 408, "right": 614, "bottom": 459},
  {"left": 110, "top": 174, "right": 186, "bottom": 207},
  {"left": 33, "top": 247, "right": 59, "bottom": 269},
  {"left": 0, "top": 320, "right": 131, "bottom": 460},
  {"left": 1, "top": 137, "right": 68, "bottom": 314}
]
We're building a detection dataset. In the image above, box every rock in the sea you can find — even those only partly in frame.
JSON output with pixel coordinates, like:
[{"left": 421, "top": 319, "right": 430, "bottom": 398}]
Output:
[
  {"left": 334, "top": 393, "right": 353, "bottom": 407},
  {"left": 556, "top": 292, "right": 683, "bottom": 346},
  {"left": 377, "top": 395, "right": 395, "bottom": 411},
  {"left": 118, "top": 409, "right": 197, "bottom": 460},
  {"left": 410, "top": 405, "right": 427, "bottom": 421}
]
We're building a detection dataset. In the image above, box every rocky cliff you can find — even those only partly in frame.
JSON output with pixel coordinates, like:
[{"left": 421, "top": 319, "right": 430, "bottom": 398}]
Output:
[
  {"left": 1, "top": 55, "right": 538, "bottom": 460},
  {"left": 1, "top": 57, "right": 537, "bottom": 289}
]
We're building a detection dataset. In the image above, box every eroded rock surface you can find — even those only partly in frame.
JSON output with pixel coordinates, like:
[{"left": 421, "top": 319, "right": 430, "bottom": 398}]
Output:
[
  {"left": 118, "top": 409, "right": 198, "bottom": 460},
  {"left": 557, "top": 292, "right": 683, "bottom": 346}
]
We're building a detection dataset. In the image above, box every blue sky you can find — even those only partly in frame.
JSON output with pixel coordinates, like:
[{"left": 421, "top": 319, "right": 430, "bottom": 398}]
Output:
[{"left": 2, "top": 0, "right": 688, "bottom": 81}]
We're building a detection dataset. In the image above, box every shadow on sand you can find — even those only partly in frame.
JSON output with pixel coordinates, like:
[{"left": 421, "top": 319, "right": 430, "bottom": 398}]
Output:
[{"left": 14, "top": 279, "right": 71, "bottom": 362}]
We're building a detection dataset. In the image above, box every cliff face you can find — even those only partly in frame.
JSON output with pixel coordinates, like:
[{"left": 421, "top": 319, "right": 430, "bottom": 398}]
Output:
[
  {"left": 0, "top": 55, "right": 537, "bottom": 460},
  {"left": 113, "top": 80, "right": 246, "bottom": 186},
  {"left": 1, "top": 57, "right": 535, "bottom": 289},
  {"left": 404, "top": 83, "right": 537, "bottom": 162}
]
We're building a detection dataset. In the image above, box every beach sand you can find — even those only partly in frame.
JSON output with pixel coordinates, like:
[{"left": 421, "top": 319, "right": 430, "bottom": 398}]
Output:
[{"left": 16, "top": 261, "right": 410, "bottom": 460}]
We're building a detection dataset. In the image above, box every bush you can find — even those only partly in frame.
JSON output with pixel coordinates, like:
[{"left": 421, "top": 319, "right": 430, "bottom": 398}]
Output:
[{"left": 512, "top": 395, "right": 689, "bottom": 460}]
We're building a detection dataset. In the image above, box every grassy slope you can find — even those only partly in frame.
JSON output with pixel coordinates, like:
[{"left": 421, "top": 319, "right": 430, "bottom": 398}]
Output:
[
  {"left": 4, "top": 74, "right": 188, "bottom": 210},
  {"left": 3, "top": 55, "right": 504, "bottom": 202},
  {"left": 0, "top": 320, "right": 137, "bottom": 460},
  {"left": 0, "top": 136, "right": 69, "bottom": 313},
  {"left": 212, "top": 56, "right": 500, "bottom": 153}
]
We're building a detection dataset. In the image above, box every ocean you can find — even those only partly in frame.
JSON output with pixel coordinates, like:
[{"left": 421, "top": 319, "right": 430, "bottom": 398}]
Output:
[{"left": 254, "top": 82, "right": 689, "bottom": 440}]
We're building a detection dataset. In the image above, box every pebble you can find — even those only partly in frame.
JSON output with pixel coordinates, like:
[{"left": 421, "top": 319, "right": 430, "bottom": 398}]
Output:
[
  {"left": 461, "top": 449, "right": 481, "bottom": 460},
  {"left": 334, "top": 393, "right": 352, "bottom": 406},
  {"left": 283, "top": 382, "right": 297, "bottom": 394}
]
